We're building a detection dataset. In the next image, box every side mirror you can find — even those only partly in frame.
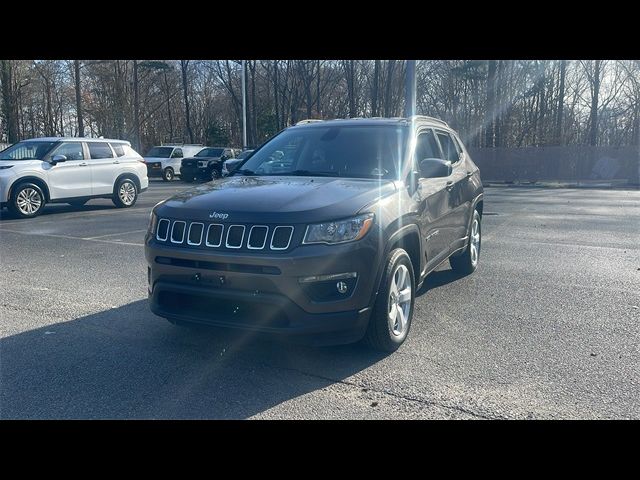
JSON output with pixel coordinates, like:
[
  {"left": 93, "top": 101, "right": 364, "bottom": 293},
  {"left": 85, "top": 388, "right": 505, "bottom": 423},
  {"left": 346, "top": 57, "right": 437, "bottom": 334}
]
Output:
[
  {"left": 50, "top": 154, "right": 67, "bottom": 165},
  {"left": 419, "top": 158, "right": 452, "bottom": 179}
]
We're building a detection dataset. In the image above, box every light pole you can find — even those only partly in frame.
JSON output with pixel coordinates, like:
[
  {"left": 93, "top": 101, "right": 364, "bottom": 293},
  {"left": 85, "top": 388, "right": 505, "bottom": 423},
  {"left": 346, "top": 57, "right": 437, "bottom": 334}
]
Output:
[
  {"left": 404, "top": 60, "right": 416, "bottom": 118},
  {"left": 241, "top": 60, "right": 247, "bottom": 149}
]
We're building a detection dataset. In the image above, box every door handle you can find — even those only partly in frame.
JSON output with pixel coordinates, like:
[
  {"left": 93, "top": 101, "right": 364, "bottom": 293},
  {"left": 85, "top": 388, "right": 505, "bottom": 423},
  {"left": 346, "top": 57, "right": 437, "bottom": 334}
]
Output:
[
  {"left": 466, "top": 171, "right": 473, "bottom": 178},
  {"left": 79, "top": 162, "right": 88, "bottom": 167},
  {"left": 446, "top": 181, "right": 454, "bottom": 191},
  {"left": 112, "top": 160, "right": 120, "bottom": 164}
]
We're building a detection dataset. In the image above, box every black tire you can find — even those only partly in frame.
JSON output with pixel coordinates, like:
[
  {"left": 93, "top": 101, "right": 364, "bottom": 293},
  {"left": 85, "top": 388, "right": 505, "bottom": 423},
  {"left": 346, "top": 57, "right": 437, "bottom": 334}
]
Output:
[
  {"left": 450, "top": 209, "right": 481, "bottom": 275},
  {"left": 68, "top": 199, "right": 88, "bottom": 206},
  {"left": 8, "top": 182, "right": 46, "bottom": 218},
  {"left": 210, "top": 168, "right": 221, "bottom": 181},
  {"left": 162, "top": 167, "right": 175, "bottom": 182},
  {"left": 112, "top": 177, "right": 138, "bottom": 208},
  {"left": 363, "top": 248, "right": 415, "bottom": 352}
]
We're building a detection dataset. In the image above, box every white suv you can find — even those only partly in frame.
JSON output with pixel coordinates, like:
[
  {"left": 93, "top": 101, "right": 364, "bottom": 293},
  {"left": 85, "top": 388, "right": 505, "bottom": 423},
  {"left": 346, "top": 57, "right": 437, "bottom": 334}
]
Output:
[
  {"left": 143, "top": 144, "right": 205, "bottom": 181},
  {"left": 0, "top": 137, "right": 149, "bottom": 218}
]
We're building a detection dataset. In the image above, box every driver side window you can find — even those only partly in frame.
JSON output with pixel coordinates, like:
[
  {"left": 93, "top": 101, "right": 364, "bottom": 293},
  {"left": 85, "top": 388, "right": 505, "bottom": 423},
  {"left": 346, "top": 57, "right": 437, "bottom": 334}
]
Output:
[
  {"left": 414, "top": 130, "right": 441, "bottom": 165},
  {"left": 53, "top": 142, "right": 85, "bottom": 161}
]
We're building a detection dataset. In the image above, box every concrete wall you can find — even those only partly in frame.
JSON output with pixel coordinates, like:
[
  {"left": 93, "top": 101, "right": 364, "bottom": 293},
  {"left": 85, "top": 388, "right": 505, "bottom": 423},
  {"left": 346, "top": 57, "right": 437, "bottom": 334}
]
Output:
[{"left": 468, "top": 146, "right": 640, "bottom": 185}]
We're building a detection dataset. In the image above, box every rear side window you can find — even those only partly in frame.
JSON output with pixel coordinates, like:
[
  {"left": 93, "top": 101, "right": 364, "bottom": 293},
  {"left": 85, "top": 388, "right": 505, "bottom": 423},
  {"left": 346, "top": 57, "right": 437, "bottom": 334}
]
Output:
[
  {"left": 110, "top": 143, "right": 126, "bottom": 157},
  {"left": 88, "top": 143, "right": 114, "bottom": 159},
  {"left": 53, "top": 142, "right": 84, "bottom": 161},
  {"left": 123, "top": 145, "right": 142, "bottom": 158},
  {"left": 435, "top": 131, "right": 459, "bottom": 163},
  {"left": 415, "top": 130, "right": 441, "bottom": 161}
]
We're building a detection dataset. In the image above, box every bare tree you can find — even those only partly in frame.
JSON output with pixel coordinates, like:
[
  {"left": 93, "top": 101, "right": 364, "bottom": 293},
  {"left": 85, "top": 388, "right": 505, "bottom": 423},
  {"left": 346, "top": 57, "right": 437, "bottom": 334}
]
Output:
[
  {"left": 0, "top": 60, "right": 19, "bottom": 142},
  {"left": 74, "top": 60, "right": 84, "bottom": 137},
  {"left": 181, "top": 60, "right": 194, "bottom": 143}
]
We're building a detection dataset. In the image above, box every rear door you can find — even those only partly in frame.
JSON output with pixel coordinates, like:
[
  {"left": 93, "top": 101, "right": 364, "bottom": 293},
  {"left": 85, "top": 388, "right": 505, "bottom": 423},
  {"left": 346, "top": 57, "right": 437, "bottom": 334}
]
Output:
[
  {"left": 46, "top": 141, "right": 93, "bottom": 199},
  {"left": 87, "top": 142, "right": 118, "bottom": 195},
  {"left": 434, "top": 130, "right": 468, "bottom": 244}
]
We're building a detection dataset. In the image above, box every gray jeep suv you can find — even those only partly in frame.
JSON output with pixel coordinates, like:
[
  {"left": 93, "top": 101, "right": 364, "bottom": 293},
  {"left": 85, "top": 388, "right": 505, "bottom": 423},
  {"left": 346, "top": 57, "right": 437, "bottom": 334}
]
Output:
[{"left": 144, "top": 116, "right": 483, "bottom": 351}]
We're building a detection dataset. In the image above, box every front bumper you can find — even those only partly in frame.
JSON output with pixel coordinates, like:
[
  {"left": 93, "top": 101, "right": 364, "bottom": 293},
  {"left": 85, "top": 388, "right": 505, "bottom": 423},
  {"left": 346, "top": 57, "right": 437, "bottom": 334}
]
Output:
[
  {"left": 145, "top": 232, "right": 383, "bottom": 344},
  {"left": 180, "top": 165, "right": 210, "bottom": 180},
  {"left": 150, "top": 281, "right": 371, "bottom": 345}
]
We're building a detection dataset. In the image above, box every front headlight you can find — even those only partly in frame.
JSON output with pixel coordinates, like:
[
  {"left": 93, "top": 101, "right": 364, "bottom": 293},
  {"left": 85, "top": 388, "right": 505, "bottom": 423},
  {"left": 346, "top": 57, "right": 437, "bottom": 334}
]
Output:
[
  {"left": 148, "top": 210, "right": 158, "bottom": 235},
  {"left": 303, "top": 213, "right": 374, "bottom": 245}
]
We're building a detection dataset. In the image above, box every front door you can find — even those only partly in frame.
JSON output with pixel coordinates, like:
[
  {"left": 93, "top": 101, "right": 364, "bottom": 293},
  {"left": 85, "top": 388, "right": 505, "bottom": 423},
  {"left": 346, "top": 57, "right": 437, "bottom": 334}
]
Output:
[
  {"left": 414, "top": 129, "right": 454, "bottom": 265},
  {"left": 45, "top": 141, "right": 92, "bottom": 199}
]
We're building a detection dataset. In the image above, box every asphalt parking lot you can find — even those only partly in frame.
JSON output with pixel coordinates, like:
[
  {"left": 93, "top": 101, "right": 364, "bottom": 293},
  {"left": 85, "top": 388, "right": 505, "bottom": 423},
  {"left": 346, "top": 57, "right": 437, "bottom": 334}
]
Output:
[{"left": 1, "top": 181, "right": 639, "bottom": 419}]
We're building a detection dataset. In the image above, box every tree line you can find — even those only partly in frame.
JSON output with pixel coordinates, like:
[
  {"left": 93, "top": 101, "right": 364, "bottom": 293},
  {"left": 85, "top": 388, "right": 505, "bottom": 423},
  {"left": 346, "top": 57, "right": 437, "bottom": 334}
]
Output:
[{"left": 1, "top": 60, "right": 639, "bottom": 153}]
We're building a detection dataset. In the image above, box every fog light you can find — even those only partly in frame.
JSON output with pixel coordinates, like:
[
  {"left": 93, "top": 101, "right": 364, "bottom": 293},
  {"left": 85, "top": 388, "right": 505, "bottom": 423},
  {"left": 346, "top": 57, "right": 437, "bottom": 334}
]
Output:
[{"left": 336, "top": 281, "right": 348, "bottom": 294}]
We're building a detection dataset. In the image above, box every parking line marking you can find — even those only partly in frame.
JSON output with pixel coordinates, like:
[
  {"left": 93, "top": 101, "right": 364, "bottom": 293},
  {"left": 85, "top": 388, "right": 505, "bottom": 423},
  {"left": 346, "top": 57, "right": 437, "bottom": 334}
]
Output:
[
  {"left": 85, "top": 229, "right": 147, "bottom": 239},
  {"left": 0, "top": 228, "right": 144, "bottom": 247},
  {"left": 0, "top": 207, "right": 151, "bottom": 226}
]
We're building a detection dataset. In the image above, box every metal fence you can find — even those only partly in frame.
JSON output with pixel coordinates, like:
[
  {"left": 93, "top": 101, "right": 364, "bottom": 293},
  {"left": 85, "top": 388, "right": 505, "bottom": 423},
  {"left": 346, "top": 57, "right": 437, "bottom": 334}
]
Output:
[{"left": 468, "top": 146, "right": 640, "bottom": 185}]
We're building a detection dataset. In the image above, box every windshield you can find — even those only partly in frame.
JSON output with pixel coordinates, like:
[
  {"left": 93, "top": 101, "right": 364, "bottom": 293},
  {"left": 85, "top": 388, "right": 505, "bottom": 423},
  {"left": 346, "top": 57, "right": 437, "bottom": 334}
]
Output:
[
  {"left": 236, "top": 150, "right": 254, "bottom": 160},
  {"left": 145, "top": 147, "right": 173, "bottom": 158},
  {"left": 196, "top": 148, "right": 224, "bottom": 157},
  {"left": 237, "top": 125, "right": 408, "bottom": 179},
  {"left": 0, "top": 141, "right": 57, "bottom": 161}
]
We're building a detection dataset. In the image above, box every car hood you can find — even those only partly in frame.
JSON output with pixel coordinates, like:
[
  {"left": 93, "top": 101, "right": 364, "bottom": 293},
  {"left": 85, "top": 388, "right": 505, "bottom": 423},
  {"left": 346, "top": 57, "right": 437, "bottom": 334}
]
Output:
[
  {"left": 155, "top": 175, "right": 397, "bottom": 223},
  {"left": 182, "top": 156, "right": 221, "bottom": 162},
  {"left": 0, "top": 159, "right": 42, "bottom": 168}
]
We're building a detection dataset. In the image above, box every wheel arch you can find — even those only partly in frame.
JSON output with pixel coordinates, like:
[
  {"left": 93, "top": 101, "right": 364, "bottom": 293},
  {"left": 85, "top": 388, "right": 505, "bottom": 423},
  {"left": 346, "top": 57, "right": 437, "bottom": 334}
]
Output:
[
  {"left": 8, "top": 176, "right": 51, "bottom": 202},
  {"left": 368, "top": 223, "right": 422, "bottom": 308},
  {"left": 113, "top": 173, "right": 141, "bottom": 194}
]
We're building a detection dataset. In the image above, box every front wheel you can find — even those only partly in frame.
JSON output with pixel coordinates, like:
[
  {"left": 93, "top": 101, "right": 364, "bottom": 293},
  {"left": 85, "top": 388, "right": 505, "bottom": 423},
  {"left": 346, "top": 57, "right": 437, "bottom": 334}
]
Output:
[
  {"left": 363, "top": 248, "right": 415, "bottom": 352},
  {"left": 210, "top": 168, "right": 221, "bottom": 181},
  {"left": 450, "top": 209, "right": 481, "bottom": 275},
  {"left": 162, "top": 167, "right": 175, "bottom": 182},
  {"left": 112, "top": 178, "right": 138, "bottom": 208},
  {"left": 8, "top": 182, "right": 46, "bottom": 218}
]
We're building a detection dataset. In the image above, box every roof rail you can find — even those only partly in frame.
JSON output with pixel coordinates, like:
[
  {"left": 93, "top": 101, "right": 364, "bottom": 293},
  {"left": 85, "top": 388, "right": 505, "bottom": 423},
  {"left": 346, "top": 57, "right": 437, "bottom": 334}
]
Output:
[
  {"left": 407, "top": 115, "right": 449, "bottom": 127},
  {"left": 295, "top": 119, "right": 324, "bottom": 125}
]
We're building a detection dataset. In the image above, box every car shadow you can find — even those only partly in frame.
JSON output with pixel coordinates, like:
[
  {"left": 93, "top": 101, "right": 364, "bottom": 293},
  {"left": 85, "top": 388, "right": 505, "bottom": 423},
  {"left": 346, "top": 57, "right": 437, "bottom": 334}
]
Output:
[
  {"left": 0, "top": 299, "right": 389, "bottom": 419},
  {"left": 416, "top": 266, "right": 467, "bottom": 296}
]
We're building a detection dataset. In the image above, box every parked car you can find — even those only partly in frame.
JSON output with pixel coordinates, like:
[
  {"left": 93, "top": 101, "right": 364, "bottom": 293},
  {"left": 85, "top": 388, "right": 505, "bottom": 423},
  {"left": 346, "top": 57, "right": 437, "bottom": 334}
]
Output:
[
  {"left": 222, "top": 149, "right": 254, "bottom": 176},
  {"left": 0, "top": 137, "right": 148, "bottom": 218},
  {"left": 180, "top": 147, "right": 238, "bottom": 182},
  {"left": 144, "top": 144, "right": 205, "bottom": 181},
  {"left": 145, "top": 116, "right": 483, "bottom": 351}
]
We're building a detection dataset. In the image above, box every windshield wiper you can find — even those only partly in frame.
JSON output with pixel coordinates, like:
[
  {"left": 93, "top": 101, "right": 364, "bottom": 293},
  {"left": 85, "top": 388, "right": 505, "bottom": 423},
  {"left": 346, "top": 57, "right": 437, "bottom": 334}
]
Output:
[{"left": 287, "top": 170, "right": 340, "bottom": 177}]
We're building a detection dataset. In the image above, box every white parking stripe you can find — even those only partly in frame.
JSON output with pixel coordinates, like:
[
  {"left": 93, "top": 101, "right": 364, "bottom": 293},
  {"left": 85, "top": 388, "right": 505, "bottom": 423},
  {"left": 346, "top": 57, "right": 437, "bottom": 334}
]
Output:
[
  {"left": 0, "top": 207, "right": 150, "bottom": 226},
  {"left": 85, "top": 229, "right": 147, "bottom": 239},
  {"left": 0, "top": 228, "right": 144, "bottom": 247}
]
